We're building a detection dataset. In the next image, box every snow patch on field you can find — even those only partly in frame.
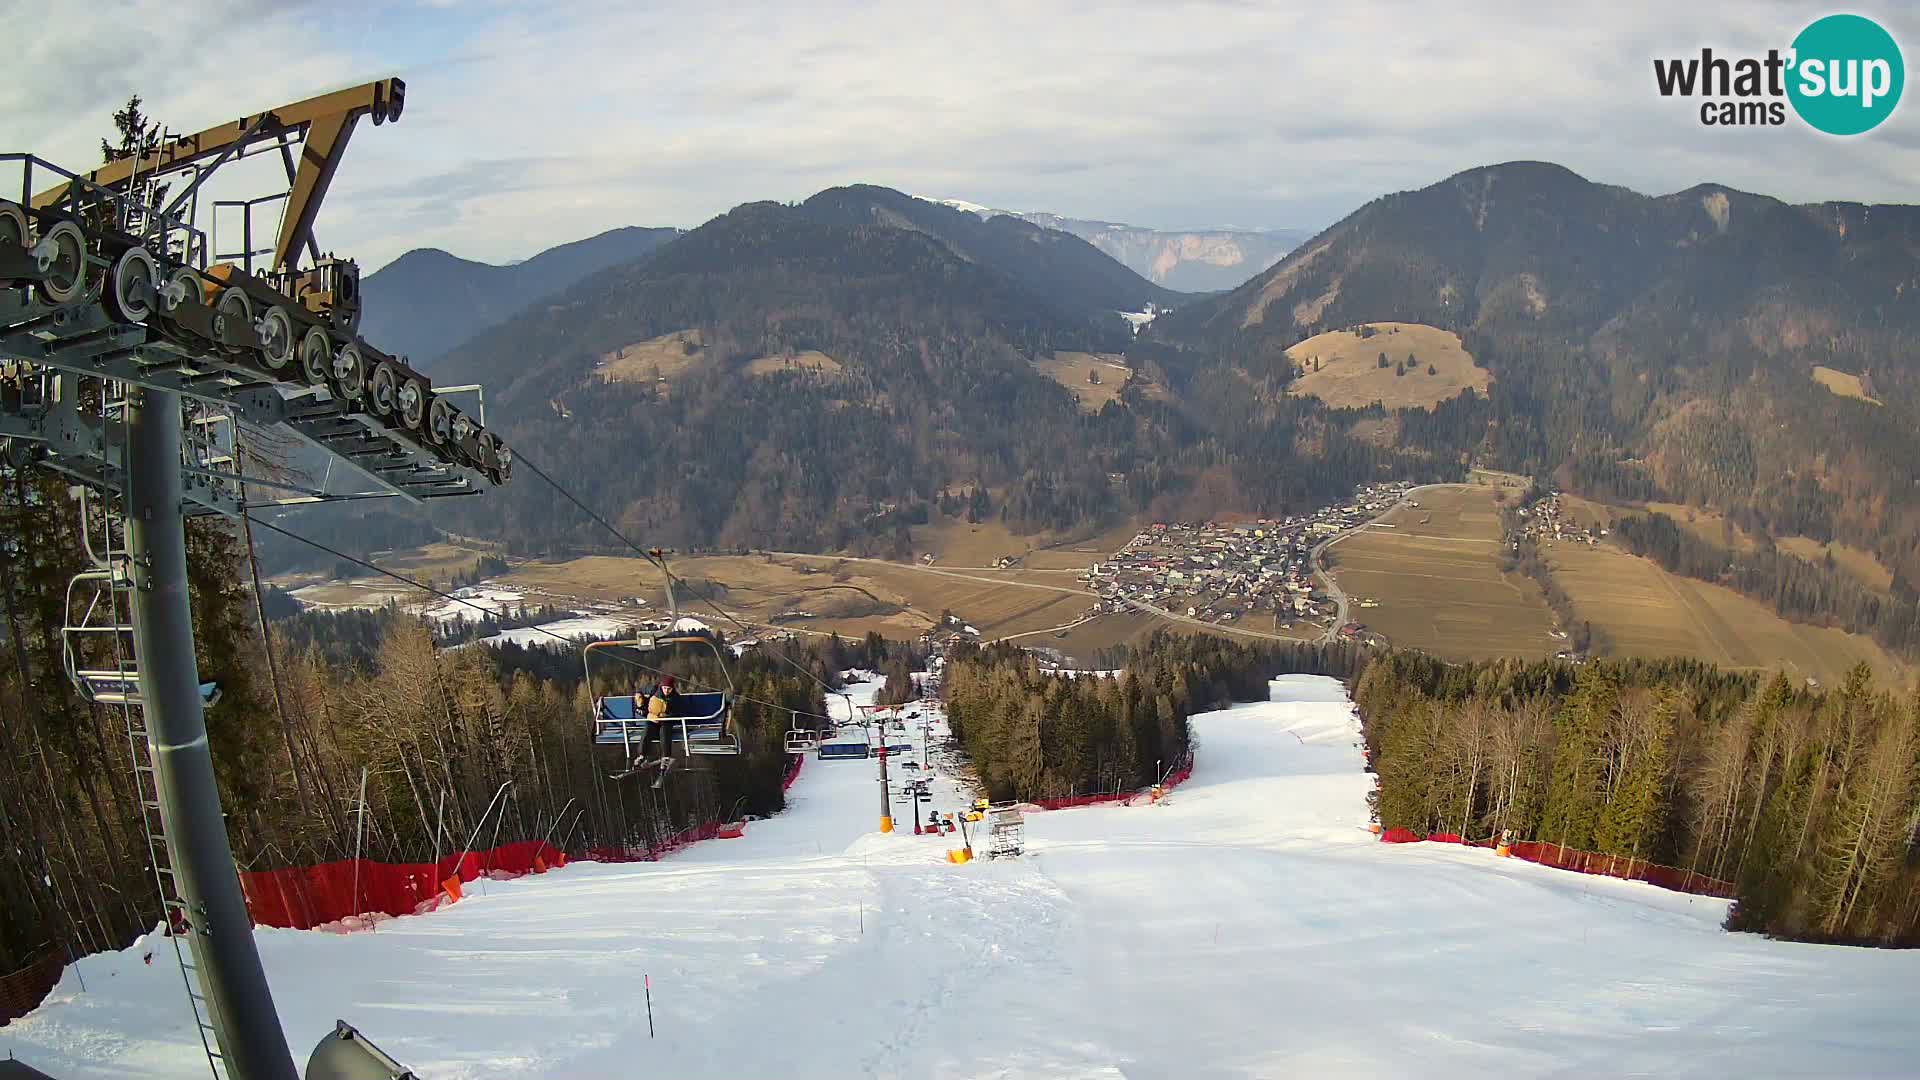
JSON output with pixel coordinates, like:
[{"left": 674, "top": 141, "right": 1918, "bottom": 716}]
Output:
[
  {"left": 7, "top": 675, "right": 1918, "bottom": 1078},
  {"left": 422, "top": 586, "right": 525, "bottom": 624},
  {"left": 480, "top": 614, "right": 630, "bottom": 647}
]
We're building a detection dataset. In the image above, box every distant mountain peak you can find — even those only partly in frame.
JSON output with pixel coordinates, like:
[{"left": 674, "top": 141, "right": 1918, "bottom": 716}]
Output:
[
  {"left": 359, "top": 225, "right": 681, "bottom": 369},
  {"left": 920, "top": 194, "right": 1313, "bottom": 291}
]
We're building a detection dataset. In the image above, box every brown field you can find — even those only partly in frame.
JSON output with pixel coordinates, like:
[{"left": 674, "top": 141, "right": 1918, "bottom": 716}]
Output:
[
  {"left": 1468, "top": 467, "right": 1531, "bottom": 489},
  {"left": 817, "top": 560, "right": 1093, "bottom": 639},
  {"left": 1033, "top": 351, "right": 1134, "bottom": 413},
  {"left": 1039, "top": 612, "right": 1160, "bottom": 658},
  {"left": 742, "top": 350, "right": 842, "bottom": 378},
  {"left": 909, "top": 515, "right": 1032, "bottom": 565},
  {"left": 1545, "top": 543, "right": 1906, "bottom": 687},
  {"left": 1565, "top": 497, "right": 1895, "bottom": 595},
  {"left": 371, "top": 541, "right": 496, "bottom": 581},
  {"left": 500, "top": 555, "right": 922, "bottom": 639},
  {"left": 1811, "top": 365, "right": 1881, "bottom": 405},
  {"left": 1776, "top": 537, "right": 1894, "bottom": 594},
  {"left": 908, "top": 514, "right": 1141, "bottom": 570},
  {"left": 1283, "top": 322, "right": 1491, "bottom": 411},
  {"left": 1022, "top": 520, "right": 1144, "bottom": 569},
  {"left": 597, "top": 329, "right": 709, "bottom": 384},
  {"left": 1324, "top": 485, "right": 1559, "bottom": 661},
  {"left": 496, "top": 551, "right": 1101, "bottom": 643}
]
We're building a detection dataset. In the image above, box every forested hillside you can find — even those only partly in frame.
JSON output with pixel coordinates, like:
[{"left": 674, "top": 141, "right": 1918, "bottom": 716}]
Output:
[
  {"left": 0, "top": 453, "right": 897, "bottom": 972},
  {"left": 943, "top": 633, "right": 1368, "bottom": 800},
  {"left": 426, "top": 192, "right": 1447, "bottom": 557},
  {"left": 1356, "top": 652, "right": 1920, "bottom": 947},
  {"left": 1148, "top": 161, "right": 1920, "bottom": 587},
  {"left": 359, "top": 226, "right": 680, "bottom": 368},
  {"left": 799, "top": 186, "right": 1186, "bottom": 317}
]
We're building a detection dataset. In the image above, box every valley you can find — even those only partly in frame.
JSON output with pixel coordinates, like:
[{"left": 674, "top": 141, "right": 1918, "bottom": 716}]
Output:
[
  {"left": 1321, "top": 485, "right": 1558, "bottom": 661},
  {"left": 285, "top": 469, "right": 1911, "bottom": 688}
]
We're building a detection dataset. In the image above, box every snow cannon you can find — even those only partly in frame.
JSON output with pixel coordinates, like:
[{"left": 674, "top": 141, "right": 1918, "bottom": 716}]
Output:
[{"left": 306, "top": 1019, "right": 417, "bottom": 1079}]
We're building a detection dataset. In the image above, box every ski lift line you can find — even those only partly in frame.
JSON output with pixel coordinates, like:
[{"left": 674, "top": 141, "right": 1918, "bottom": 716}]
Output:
[
  {"left": 244, "top": 516, "right": 844, "bottom": 722},
  {"left": 509, "top": 448, "right": 855, "bottom": 708}
]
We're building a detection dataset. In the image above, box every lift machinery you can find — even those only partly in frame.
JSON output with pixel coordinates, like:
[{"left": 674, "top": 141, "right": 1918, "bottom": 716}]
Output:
[{"left": 1, "top": 78, "right": 502, "bottom": 1080}]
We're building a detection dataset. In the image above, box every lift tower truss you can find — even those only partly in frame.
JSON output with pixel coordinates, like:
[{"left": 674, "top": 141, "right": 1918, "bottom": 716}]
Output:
[{"left": 0, "top": 78, "right": 506, "bottom": 1080}]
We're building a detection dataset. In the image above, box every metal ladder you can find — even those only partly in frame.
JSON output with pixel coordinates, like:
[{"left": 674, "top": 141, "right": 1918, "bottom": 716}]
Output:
[{"left": 62, "top": 448, "right": 228, "bottom": 1079}]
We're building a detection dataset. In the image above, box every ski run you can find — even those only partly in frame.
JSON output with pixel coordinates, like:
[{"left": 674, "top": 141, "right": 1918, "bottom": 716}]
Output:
[{"left": 5, "top": 675, "right": 1915, "bottom": 1078}]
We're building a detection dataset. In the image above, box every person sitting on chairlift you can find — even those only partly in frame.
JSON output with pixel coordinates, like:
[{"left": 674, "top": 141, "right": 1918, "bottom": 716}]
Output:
[{"left": 642, "top": 676, "right": 680, "bottom": 762}]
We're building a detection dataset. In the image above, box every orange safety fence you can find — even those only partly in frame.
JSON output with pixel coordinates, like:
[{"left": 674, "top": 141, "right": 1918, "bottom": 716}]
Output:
[
  {"left": 1506, "top": 840, "right": 1737, "bottom": 899},
  {"left": 1376, "top": 830, "right": 1735, "bottom": 898},
  {"left": 0, "top": 949, "right": 65, "bottom": 1027},
  {"left": 239, "top": 839, "right": 563, "bottom": 930},
  {"left": 1028, "top": 757, "right": 1195, "bottom": 812},
  {"left": 246, "top": 755, "right": 809, "bottom": 930},
  {"left": 587, "top": 821, "right": 722, "bottom": 863}
]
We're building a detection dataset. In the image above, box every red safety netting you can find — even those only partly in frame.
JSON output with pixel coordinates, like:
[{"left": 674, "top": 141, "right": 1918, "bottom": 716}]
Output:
[
  {"left": 0, "top": 949, "right": 65, "bottom": 1027},
  {"left": 587, "top": 821, "right": 722, "bottom": 863},
  {"left": 1028, "top": 759, "right": 1195, "bottom": 812},
  {"left": 783, "top": 752, "right": 805, "bottom": 791},
  {"left": 1373, "top": 831, "right": 1735, "bottom": 898},
  {"left": 240, "top": 839, "right": 561, "bottom": 931},
  {"left": 1507, "top": 841, "right": 1736, "bottom": 898}
]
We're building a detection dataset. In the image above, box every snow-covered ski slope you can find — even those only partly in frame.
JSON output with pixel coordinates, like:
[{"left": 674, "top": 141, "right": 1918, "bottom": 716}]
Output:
[{"left": 6, "top": 675, "right": 1916, "bottom": 1078}]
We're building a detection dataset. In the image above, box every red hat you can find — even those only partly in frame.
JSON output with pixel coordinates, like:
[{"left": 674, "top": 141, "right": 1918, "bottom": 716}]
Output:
[{"left": 661, "top": 676, "right": 676, "bottom": 689}]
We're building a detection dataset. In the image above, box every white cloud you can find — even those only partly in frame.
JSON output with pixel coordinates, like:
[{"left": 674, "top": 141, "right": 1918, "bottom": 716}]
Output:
[{"left": 6, "top": 0, "right": 1916, "bottom": 271}]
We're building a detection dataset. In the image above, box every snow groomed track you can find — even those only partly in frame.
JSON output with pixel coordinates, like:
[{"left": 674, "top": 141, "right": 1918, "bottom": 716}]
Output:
[{"left": 6, "top": 675, "right": 1917, "bottom": 1077}]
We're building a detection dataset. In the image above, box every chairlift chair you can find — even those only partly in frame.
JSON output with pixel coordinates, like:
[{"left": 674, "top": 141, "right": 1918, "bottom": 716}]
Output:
[
  {"left": 784, "top": 710, "right": 823, "bottom": 755},
  {"left": 586, "top": 633, "right": 738, "bottom": 771}
]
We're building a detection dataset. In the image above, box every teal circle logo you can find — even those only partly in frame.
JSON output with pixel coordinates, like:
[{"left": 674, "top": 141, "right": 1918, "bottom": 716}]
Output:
[{"left": 1787, "top": 14, "right": 1904, "bottom": 135}]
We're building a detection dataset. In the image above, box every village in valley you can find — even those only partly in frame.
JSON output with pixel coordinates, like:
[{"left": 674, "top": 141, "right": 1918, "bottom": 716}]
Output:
[{"left": 1083, "top": 481, "right": 1414, "bottom": 632}]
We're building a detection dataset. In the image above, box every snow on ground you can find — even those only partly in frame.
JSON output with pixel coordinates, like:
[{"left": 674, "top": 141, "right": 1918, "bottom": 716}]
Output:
[
  {"left": 421, "top": 587, "right": 525, "bottom": 624},
  {"left": 7, "top": 675, "right": 1917, "bottom": 1078},
  {"left": 286, "top": 582, "right": 412, "bottom": 611},
  {"left": 478, "top": 614, "right": 631, "bottom": 648}
]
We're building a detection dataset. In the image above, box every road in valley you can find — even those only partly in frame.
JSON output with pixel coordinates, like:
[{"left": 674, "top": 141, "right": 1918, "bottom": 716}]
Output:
[{"left": 1308, "top": 483, "right": 1457, "bottom": 643}]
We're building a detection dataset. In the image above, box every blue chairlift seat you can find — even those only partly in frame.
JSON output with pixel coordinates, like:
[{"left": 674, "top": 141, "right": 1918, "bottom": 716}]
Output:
[{"left": 594, "top": 691, "right": 733, "bottom": 753}]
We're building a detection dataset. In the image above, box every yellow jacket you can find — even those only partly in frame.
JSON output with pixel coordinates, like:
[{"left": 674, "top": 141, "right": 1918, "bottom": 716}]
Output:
[{"left": 648, "top": 693, "right": 668, "bottom": 719}]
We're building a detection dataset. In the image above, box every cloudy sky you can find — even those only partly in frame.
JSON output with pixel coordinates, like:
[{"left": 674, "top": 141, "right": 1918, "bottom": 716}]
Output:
[{"left": 4, "top": 0, "right": 1914, "bottom": 271}]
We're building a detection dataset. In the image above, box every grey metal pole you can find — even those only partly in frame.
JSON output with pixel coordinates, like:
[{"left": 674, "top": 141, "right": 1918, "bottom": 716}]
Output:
[{"left": 126, "top": 386, "right": 299, "bottom": 1080}]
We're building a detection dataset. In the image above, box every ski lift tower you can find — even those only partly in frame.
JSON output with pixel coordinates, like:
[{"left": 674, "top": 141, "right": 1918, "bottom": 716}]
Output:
[{"left": 0, "top": 78, "right": 509, "bottom": 1079}]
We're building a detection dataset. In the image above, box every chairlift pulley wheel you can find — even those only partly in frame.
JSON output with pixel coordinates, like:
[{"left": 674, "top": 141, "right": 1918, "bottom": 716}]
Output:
[
  {"left": 427, "top": 395, "right": 454, "bottom": 445},
  {"left": 369, "top": 360, "right": 400, "bottom": 416},
  {"left": 36, "top": 221, "right": 87, "bottom": 305},
  {"left": 257, "top": 305, "right": 295, "bottom": 371},
  {"left": 106, "top": 246, "right": 159, "bottom": 325},
  {"left": 397, "top": 374, "right": 428, "bottom": 430},
  {"left": 298, "top": 325, "right": 333, "bottom": 385},
  {"left": 0, "top": 201, "right": 29, "bottom": 252},
  {"left": 163, "top": 267, "right": 206, "bottom": 313},
  {"left": 215, "top": 285, "right": 252, "bottom": 327},
  {"left": 332, "top": 341, "right": 368, "bottom": 401}
]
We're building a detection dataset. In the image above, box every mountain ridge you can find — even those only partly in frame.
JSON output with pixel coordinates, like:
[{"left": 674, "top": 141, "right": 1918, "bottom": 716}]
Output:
[
  {"left": 359, "top": 225, "right": 682, "bottom": 368},
  {"left": 931, "top": 196, "right": 1309, "bottom": 291}
]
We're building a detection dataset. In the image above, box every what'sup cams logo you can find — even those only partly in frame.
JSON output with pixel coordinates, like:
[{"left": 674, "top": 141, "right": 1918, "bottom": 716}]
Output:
[{"left": 1655, "top": 13, "right": 1904, "bottom": 134}]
